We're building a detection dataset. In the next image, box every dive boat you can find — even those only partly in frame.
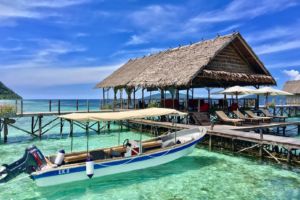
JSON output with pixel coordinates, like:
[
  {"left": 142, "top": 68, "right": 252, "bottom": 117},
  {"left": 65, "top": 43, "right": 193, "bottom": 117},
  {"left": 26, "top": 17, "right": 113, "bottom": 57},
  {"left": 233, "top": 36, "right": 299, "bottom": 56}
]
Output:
[{"left": 0, "top": 108, "right": 206, "bottom": 187}]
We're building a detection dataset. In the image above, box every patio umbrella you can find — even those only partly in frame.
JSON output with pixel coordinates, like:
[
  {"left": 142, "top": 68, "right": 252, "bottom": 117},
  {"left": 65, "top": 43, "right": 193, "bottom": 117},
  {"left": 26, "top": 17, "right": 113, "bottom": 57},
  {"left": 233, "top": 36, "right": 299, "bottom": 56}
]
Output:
[
  {"left": 216, "top": 86, "right": 258, "bottom": 108},
  {"left": 256, "top": 87, "right": 293, "bottom": 107}
]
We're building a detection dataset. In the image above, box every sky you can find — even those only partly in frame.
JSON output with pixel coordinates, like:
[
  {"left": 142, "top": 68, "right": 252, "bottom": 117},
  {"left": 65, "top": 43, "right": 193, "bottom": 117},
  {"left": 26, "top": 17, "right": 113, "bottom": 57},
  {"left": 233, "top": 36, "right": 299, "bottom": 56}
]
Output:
[{"left": 1, "top": 0, "right": 300, "bottom": 99}]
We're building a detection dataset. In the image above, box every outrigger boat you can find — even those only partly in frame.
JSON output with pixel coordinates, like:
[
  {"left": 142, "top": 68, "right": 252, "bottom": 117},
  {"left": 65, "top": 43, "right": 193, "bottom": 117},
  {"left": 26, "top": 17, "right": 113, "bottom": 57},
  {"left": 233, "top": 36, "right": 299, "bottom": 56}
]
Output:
[{"left": 0, "top": 108, "right": 206, "bottom": 187}]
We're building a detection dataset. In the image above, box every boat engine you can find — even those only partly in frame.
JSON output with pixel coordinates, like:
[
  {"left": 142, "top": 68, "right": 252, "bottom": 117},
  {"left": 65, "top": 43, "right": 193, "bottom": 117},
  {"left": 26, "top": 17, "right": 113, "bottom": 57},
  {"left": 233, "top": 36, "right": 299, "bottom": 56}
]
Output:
[{"left": 0, "top": 145, "right": 46, "bottom": 183}]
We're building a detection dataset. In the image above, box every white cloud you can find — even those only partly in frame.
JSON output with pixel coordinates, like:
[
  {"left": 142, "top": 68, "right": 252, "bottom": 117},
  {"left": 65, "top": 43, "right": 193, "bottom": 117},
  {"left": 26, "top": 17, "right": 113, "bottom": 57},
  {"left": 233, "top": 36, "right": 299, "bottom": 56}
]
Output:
[
  {"left": 125, "top": 35, "right": 148, "bottom": 45},
  {"left": 0, "top": 0, "right": 89, "bottom": 21},
  {"left": 188, "top": 0, "right": 298, "bottom": 25},
  {"left": 283, "top": 69, "right": 300, "bottom": 80},
  {"left": 267, "top": 60, "right": 300, "bottom": 69},
  {"left": 1, "top": 39, "right": 86, "bottom": 69},
  {"left": 254, "top": 39, "right": 300, "bottom": 55},
  {"left": 1, "top": 64, "right": 121, "bottom": 88}
]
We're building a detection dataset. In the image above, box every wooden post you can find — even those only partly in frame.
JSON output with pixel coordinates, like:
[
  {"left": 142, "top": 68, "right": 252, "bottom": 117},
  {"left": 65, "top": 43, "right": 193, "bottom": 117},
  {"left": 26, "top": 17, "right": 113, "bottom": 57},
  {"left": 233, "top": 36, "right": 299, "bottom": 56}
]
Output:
[
  {"left": 283, "top": 126, "right": 286, "bottom": 136},
  {"left": 70, "top": 120, "right": 73, "bottom": 137},
  {"left": 287, "top": 148, "right": 292, "bottom": 164},
  {"left": 102, "top": 88, "right": 105, "bottom": 109},
  {"left": 107, "top": 121, "right": 111, "bottom": 131},
  {"left": 21, "top": 99, "right": 23, "bottom": 115},
  {"left": 60, "top": 118, "right": 63, "bottom": 135},
  {"left": 259, "top": 129, "right": 263, "bottom": 158},
  {"left": 97, "top": 121, "right": 100, "bottom": 134},
  {"left": 38, "top": 116, "right": 42, "bottom": 139},
  {"left": 113, "top": 88, "right": 117, "bottom": 111},
  {"left": 49, "top": 100, "right": 52, "bottom": 112},
  {"left": 231, "top": 138, "right": 235, "bottom": 152},
  {"left": 31, "top": 116, "right": 34, "bottom": 135},
  {"left": 186, "top": 89, "right": 189, "bottom": 111},
  {"left": 161, "top": 89, "right": 165, "bottom": 108},
  {"left": 58, "top": 100, "right": 61, "bottom": 114},
  {"left": 3, "top": 118, "right": 8, "bottom": 143},
  {"left": 76, "top": 100, "right": 79, "bottom": 111},
  {"left": 133, "top": 88, "right": 136, "bottom": 109},
  {"left": 209, "top": 134, "right": 212, "bottom": 151},
  {"left": 142, "top": 88, "right": 145, "bottom": 108},
  {"left": 120, "top": 89, "right": 123, "bottom": 109}
]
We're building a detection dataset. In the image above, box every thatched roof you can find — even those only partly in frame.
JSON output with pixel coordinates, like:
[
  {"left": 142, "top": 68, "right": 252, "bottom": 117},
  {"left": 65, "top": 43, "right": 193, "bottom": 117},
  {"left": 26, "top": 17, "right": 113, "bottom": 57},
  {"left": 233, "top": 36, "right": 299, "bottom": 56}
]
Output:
[
  {"left": 0, "top": 82, "right": 22, "bottom": 99},
  {"left": 283, "top": 80, "right": 300, "bottom": 94},
  {"left": 97, "top": 32, "right": 276, "bottom": 89}
]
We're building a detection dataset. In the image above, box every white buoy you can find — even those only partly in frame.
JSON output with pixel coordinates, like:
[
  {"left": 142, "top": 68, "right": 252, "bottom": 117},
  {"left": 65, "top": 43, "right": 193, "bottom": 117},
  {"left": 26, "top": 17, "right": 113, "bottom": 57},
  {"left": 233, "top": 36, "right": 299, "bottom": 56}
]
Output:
[
  {"left": 86, "top": 157, "right": 94, "bottom": 178},
  {"left": 54, "top": 149, "right": 65, "bottom": 166}
]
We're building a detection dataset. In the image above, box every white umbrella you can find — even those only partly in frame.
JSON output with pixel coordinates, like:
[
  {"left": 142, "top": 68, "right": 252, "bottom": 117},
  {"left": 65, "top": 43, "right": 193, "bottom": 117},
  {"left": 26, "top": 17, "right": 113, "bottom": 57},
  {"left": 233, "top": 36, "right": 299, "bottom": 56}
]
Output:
[
  {"left": 256, "top": 87, "right": 293, "bottom": 106},
  {"left": 216, "top": 86, "right": 258, "bottom": 107}
]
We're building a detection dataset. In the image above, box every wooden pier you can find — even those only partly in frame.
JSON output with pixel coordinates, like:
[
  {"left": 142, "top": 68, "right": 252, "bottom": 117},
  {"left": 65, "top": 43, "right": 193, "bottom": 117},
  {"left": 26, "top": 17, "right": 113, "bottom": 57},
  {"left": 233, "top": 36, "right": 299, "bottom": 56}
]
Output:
[{"left": 128, "top": 119, "right": 300, "bottom": 165}]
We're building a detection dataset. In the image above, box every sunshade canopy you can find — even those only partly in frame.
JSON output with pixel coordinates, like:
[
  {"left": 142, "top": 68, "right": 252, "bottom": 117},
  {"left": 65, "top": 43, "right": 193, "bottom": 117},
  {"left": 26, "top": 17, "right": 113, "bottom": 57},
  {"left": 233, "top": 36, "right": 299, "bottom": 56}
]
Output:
[
  {"left": 217, "top": 86, "right": 257, "bottom": 95},
  {"left": 256, "top": 87, "right": 293, "bottom": 96},
  {"left": 60, "top": 108, "right": 187, "bottom": 122}
]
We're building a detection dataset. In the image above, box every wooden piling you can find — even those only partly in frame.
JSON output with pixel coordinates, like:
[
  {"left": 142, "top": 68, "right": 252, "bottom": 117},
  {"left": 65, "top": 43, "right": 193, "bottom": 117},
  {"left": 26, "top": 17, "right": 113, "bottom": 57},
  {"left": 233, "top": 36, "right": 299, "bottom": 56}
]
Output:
[
  {"left": 287, "top": 148, "right": 292, "bottom": 164},
  {"left": 3, "top": 118, "right": 8, "bottom": 143},
  {"left": 31, "top": 116, "right": 34, "bottom": 135},
  {"left": 97, "top": 121, "right": 100, "bottom": 134},
  {"left": 69, "top": 120, "right": 73, "bottom": 137},
  {"left": 38, "top": 115, "right": 42, "bottom": 139},
  {"left": 209, "top": 134, "right": 212, "bottom": 151},
  {"left": 60, "top": 118, "right": 63, "bottom": 135}
]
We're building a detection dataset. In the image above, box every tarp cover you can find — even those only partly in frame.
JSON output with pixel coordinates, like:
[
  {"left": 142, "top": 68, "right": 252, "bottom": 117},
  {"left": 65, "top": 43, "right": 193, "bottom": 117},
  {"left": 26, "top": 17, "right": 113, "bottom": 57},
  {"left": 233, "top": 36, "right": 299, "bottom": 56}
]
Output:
[{"left": 59, "top": 108, "right": 187, "bottom": 122}]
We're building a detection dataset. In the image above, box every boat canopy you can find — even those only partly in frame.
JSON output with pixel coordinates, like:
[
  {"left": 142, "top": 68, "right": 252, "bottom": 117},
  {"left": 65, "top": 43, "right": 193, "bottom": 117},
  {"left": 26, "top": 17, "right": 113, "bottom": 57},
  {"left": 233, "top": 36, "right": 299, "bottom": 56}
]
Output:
[{"left": 59, "top": 108, "right": 187, "bottom": 122}]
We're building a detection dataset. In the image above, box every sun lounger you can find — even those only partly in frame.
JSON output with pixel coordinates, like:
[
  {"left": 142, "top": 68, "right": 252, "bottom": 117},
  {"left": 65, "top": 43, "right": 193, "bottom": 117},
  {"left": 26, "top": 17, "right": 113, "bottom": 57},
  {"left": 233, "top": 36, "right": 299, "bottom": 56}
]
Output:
[
  {"left": 261, "top": 109, "right": 287, "bottom": 121},
  {"left": 233, "top": 110, "right": 260, "bottom": 124},
  {"left": 215, "top": 111, "right": 244, "bottom": 126},
  {"left": 245, "top": 110, "right": 272, "bottom": 123}
]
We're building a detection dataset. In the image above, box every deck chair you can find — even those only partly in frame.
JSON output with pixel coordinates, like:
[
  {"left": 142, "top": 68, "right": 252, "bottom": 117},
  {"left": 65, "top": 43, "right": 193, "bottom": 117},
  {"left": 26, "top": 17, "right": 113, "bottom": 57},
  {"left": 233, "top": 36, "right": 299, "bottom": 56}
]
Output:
[
  {"left": 233, "top": 110, "right": 260, "bottom": 124},
  {"left": 245, "top": 110, "right": 272, "bottom": 123},
  {"left": 215, "top": 111, "right": 244, "bottom": 126},
  {"left": 261, "top": 109, "right": 287, "bottom": 121}
]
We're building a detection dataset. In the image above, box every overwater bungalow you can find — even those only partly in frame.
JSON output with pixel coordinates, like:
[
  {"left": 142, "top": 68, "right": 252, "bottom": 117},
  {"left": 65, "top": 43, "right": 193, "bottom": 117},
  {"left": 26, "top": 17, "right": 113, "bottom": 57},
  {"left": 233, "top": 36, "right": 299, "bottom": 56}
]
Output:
[
  {"left": 283, "top": 80, "right": 300, "bottom": 105},
  {"left": 96, "top": 32, "right": 275, "bottom": 115}
]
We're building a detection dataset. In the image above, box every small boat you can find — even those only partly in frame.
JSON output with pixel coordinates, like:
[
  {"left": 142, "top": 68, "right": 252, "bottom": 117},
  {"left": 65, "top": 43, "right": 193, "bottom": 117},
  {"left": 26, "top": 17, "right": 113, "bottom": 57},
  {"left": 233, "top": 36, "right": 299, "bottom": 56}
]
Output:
[{"left": 0, "top": 108, "right": 206, "bottom": 187}]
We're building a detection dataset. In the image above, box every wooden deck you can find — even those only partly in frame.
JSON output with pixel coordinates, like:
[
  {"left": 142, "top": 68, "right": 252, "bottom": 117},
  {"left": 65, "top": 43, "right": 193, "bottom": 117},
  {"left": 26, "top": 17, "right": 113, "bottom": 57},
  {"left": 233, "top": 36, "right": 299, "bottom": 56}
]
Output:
[{"left": 129, "top": 119, "right": 300, "bottom": 149}]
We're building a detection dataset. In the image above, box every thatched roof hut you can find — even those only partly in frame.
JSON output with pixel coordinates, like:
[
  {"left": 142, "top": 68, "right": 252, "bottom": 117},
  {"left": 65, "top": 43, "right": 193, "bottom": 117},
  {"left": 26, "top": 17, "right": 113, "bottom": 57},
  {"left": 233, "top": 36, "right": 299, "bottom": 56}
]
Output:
[
  {"left": 0, "top": 82, "right": 22, "bottom": 99},
  {"left": 283, "top": 80, "right": 300, "bottom": 94},
  {"left": 96, "top": 32, "right": 275, "bottom": 89},
  {"left": 283, "top": 80, "right": 300, "bottom": 105}
]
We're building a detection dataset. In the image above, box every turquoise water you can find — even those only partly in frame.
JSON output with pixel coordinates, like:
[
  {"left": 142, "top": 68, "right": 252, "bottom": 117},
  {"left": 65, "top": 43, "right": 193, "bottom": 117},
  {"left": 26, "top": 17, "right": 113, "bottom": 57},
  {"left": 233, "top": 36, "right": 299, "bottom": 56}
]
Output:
[{"left": 1, "top": 101, "right": 300, "bottom": 199}]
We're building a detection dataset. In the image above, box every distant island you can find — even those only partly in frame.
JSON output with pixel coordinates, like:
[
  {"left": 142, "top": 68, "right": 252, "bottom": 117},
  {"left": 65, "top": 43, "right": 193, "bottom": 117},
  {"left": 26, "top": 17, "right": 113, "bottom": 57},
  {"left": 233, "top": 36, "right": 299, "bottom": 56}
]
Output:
[{"left": 0, "top": 81, "right": 22, "bottom": 99}]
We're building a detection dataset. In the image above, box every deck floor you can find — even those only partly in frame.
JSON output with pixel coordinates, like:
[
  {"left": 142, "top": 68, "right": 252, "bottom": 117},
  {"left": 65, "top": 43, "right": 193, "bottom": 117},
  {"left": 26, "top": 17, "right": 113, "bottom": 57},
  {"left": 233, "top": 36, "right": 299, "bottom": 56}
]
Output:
[{"left": 129, "top": 119, "right": 300, "bottom": 149}]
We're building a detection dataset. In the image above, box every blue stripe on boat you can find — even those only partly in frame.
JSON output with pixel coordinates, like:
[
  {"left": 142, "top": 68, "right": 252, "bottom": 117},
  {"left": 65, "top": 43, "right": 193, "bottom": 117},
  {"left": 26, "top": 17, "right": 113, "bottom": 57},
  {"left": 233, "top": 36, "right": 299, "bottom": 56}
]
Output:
[{"left": 32, "top": 137, "right": 203, "bottom": 180}]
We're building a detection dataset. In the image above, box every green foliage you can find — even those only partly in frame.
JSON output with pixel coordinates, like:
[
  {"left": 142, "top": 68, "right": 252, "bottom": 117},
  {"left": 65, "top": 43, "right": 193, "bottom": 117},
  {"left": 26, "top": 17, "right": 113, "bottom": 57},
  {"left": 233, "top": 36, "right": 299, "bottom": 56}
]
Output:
[
  {"left": 102, "top": 104, "right": 112, "bottom": 109},
  {"left": 0, "top": 105, "right": 16, "bottom": 117},
  {"left": 0, "top": 81, "right": 22, "bottom": 100},
  {"left": 148, "top": 101, "right": 159, "bottom": 108}
]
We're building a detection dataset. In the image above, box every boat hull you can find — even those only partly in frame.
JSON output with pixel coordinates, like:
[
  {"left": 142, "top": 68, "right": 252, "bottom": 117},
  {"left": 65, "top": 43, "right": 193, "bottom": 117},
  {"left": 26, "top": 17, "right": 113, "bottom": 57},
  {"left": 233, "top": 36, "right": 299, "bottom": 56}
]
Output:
[{"left": 32, "top": 138, "right": 200, "bottom": 187}]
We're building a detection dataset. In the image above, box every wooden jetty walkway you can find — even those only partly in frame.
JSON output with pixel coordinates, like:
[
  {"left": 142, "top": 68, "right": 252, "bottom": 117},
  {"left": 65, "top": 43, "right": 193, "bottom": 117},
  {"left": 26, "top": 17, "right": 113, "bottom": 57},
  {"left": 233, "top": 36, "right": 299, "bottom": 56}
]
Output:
[{"left": 128, "top": 119, "right": 300, "bottom": 164}]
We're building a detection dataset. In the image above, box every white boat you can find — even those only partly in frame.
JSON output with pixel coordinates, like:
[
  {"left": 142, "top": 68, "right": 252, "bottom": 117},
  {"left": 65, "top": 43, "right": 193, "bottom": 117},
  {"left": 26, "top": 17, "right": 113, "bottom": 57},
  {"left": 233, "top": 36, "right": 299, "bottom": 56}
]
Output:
[{"left": 0, "top": 108, "right": 206, "bottom": 187}]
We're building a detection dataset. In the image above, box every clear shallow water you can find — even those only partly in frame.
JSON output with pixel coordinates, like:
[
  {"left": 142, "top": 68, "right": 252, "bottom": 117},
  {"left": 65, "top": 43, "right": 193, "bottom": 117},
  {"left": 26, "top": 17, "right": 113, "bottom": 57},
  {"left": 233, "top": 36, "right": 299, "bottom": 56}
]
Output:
[{"left": 0, "top": 101, "right": 300, "bottom": 199}]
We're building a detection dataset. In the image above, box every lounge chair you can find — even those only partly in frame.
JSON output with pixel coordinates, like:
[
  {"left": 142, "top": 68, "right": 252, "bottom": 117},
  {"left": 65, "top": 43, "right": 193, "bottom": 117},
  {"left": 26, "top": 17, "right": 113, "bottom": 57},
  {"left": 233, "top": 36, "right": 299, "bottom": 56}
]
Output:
[
  {"left": 245, "top": 110, "right": 272, "bottom": 123},
  {"left": 215, "top": 111, "right": 244, "bottom": 126},
  {"left": 233, "top": 110, "right": 260, "bottom": 124},
  {"left": 261, "top": 109, "right": 287, "bottom": 121}
]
